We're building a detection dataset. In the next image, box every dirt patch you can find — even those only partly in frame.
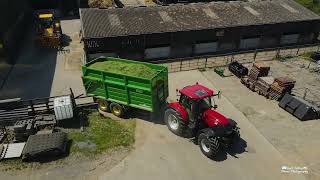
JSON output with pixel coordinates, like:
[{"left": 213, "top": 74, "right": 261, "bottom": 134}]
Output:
[{"left": 0, "top": 147, "right": 132, "bottom": 179}]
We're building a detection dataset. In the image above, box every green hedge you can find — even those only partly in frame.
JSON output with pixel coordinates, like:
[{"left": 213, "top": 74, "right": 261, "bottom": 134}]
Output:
[{"left": 295, "top": 0, "right": 320, "bottom": 15}]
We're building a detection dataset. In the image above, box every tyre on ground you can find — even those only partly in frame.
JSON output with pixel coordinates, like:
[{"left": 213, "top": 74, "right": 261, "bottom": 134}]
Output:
[
  {"left": 164, "top": 108, "right": 186, "bottom": 136},
  {"left": 198, "top": 131, "right": 220, "bottom": 158}
]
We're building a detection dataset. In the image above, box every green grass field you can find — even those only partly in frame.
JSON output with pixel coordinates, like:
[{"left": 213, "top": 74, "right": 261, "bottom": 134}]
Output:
[
  {"left": 69, "top": 111, "right": 136, "bottom": 155},
  {"left": 295, "top": 0, "right": 320, "bottom": 14}
]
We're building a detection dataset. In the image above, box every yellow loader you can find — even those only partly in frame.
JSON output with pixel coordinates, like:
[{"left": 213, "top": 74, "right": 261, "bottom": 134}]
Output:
[{"left": 34, "top": 10, "right": 62, "bottom": 49}]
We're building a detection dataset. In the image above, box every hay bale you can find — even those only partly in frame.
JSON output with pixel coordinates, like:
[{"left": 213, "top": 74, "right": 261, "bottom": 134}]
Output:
[
  {"left": 88, "top": 0, "right": 115, "bottom": 8},
  {"left": 89, "top": 61, "right": 158, "bottom": 79}
]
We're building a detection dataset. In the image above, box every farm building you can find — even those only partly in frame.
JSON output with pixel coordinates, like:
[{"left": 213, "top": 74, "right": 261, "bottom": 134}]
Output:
[{"left": 80, "top": 0, "right": 320, "bottom": 61}]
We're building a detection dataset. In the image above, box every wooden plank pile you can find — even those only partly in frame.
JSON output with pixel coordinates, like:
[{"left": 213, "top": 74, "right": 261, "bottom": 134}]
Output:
[
  {"left": 241, "top": 63, "right": 270, "bottom": 91},
  {"left": 269, "top": 77, "right": 296, "bottom": 100},
  {"left": 240, "top": 63, "right": 296, "bottom": 101},
  {"left": 255, "top": 76, "right": 275, "bottom": 97}
]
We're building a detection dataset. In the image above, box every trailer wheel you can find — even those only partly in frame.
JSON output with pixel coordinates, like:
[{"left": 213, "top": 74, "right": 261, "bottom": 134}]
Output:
[
  {"left": 97, "top": 99, "right": 111, "bottom": 112},
  {"left": 164, "top": 108, "right": 186, "bottom": 136},
  {"left": 198, "top": 132, "right": 219, "bottom": 158},
  {"left": 110, "top": 103, "right": 125, "bottom": 117}
]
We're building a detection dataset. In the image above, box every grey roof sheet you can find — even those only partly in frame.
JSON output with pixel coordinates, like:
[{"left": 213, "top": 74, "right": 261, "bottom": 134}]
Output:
[{"left": 80, "top": 0, "right": 320, "bottom": 38}]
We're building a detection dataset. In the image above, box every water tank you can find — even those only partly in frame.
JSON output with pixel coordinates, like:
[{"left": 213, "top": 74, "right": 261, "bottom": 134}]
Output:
[{"left": 54, "top": 96, "right": 74, "bottom": 120}]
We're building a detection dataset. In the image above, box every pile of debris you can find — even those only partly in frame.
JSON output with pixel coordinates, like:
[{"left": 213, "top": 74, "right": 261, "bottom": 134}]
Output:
[
  {"left": 269, "top": 77, "right": 296, "bottom": 100},
  {"left": 0, "top": 95, "right": 75, "bottom": 162},
  {"left": 88, "top": 0, "right": 115, "bottom": 8},
  {"left": 13, "top": 115, "right": 56, "bottom": 142},
  {"left": 240, "top": 63, "right": 296, "bottom": 101},
  {"left": 241, "top": 63, "right": 270, "bottom": 91},
  {"left": 255, "top": 76, "right": 275, "bottom": 97}
]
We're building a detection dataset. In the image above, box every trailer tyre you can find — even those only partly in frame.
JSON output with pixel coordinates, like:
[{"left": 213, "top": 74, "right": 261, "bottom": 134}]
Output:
[
  {"left": 110, "top": 103, "right": 125, "bottom": 117},
  {"left": 198, "top": 132, "right": 220, "bottom": 158},
  {"left": 164, "top": 108, "right": 186, "bottom": 136},
  {"left": 97, "top": 99, "right": 111, "bottom": 113}
]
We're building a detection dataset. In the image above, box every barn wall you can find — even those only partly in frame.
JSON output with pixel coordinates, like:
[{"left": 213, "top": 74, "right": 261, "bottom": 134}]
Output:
[{"left": 84, "top": 20, "right": 320, "bottom": 61}]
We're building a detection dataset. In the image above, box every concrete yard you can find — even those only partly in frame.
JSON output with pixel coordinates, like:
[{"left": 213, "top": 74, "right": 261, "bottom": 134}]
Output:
[
  {"left": 0, "top": 19, "right": 319, "bottom": 180},
  {"left": 98, "top": 70, "right": 307, "bottom": 180},
  {"left": 202, "top": 60, "right": 320, "bottom": 180}
]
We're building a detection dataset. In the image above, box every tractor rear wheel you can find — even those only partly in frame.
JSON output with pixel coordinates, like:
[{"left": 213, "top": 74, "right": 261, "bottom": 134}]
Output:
[
  {"left": 231, "top": 127, "right": 240, "bottom": 145},
  {"left": 97, "top": 99, "right": 111, "bottom": 113},
  {"left": 198, "top": 132, "right": 219, "bottom": 158},
  {"left": 164, "top": 108, "right": 186, "bottom": 136}
]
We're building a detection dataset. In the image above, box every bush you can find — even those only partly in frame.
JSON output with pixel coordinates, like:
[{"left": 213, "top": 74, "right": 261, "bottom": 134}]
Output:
[{"left": 295, "top": 0, "right": 320, "bottom": 15}]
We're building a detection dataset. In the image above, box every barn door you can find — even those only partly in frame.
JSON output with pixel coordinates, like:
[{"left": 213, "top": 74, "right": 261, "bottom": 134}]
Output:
[
  {"left": 194, "top": 42, "right": 218, "bottom": 55},
  {"left": 280, "top": 34, "right": 299, "bottom": 45},
  {"left": 145, "top": 46, "right": 170, "bottom": 59},
  {"left": 240, "top": 38, "right": 260, "bottom": 49}
]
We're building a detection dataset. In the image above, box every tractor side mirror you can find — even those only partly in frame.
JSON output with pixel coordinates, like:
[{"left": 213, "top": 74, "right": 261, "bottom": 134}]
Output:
[
  {"left": 176, "top": 89, "right": 180, "bottom": 101},
  {"left": 217, "top": 91, "right": 222, "bottom": 99},
  {"left": 213, "top": 105, "right": 218, "bottom": 109},
  {"left": 176, "top": 89, "right": 181, "bottom": 97}
]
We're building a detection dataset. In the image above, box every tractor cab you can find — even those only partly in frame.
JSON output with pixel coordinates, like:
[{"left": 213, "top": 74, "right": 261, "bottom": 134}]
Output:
[
  {"left": 35, "top": 11, "right": 61, "bottom": 36},
  {"left": 178, "top": 84, "right": 219, "bottom": 122}
]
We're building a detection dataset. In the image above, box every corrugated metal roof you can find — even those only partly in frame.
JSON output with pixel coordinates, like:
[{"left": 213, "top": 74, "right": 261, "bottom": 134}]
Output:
[{"left": 80, "top": 0, "right": 320, "bottom": 38}]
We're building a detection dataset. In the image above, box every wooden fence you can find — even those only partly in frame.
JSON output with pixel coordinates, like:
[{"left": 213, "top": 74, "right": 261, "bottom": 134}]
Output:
[{"left": 155, "top": 44, "right": 320, "bottom": 73}]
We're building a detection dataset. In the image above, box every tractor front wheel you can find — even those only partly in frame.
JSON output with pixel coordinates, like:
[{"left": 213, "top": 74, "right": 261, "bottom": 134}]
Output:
[
  {"left": 198, "top": 132, "right": 220, "bottom": 158},
  {"left": 164, "top": 108, "right": 186, "bottom": 136},
  {"left": 231, "top": 127, "right": 241, "bottom": 145}
]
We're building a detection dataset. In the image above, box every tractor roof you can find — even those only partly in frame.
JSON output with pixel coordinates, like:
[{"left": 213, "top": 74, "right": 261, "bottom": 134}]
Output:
[
  {"left": 180, "top": 84, "right": 214, "bottom": 99},
  {"left": 39, "top": 14, "right": 53, "bottom": 19}
]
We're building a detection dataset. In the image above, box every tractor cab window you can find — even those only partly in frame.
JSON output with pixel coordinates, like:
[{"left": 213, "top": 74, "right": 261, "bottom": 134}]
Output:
[
  {"left": 41, "top": 18, "right": 53, "bottom": 29},
  {"left": 179, "top": 95, "right": 192, "bottom": 110},
  {"left": 198, "top": 97, "right": 212, "bottom": 112},
  {"left": 179, "top": 95, "right": 195, "bottom": 119}
]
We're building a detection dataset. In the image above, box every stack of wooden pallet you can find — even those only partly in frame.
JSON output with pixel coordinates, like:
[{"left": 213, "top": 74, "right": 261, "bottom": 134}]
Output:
[
  {"left": 255, "top": 76, "right": 275, "bottom": 97},
  {"left": 269, "top": 77, "right": 296, "bottom": 100},
  {"left": 241, "top": 63, "right": 270, "bottom": 91}
]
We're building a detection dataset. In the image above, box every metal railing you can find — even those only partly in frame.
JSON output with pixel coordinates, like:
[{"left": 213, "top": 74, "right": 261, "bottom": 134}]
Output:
[{"left": 151, "top": 43, "right": 320, "bottom": 73}]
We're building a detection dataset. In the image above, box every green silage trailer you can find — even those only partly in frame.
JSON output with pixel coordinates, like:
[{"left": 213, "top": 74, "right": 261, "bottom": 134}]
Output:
[{"left": 82, "top": 57, "right": 168, "bottom": 117}]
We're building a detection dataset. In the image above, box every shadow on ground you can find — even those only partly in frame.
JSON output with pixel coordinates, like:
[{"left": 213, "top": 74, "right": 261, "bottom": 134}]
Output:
[
  {"left": 0, "top": 26, "right": 58, "bottom": 100},
  {"left": 190, "top": 137, "right": 248, "bottom": 162},
  {"left": 212, "top": 138, "right": 248, "bottom": 162}
]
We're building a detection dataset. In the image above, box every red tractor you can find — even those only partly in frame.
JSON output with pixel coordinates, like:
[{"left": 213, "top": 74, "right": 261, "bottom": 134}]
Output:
[{"left": 164, "top": 83, "right": 240, "bottom": 158}]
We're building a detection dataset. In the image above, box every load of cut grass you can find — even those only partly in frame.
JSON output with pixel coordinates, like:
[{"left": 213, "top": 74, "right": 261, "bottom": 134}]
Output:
[
  {"left": 89, "top": 61, "right": 158, "bottom": 79},
  {"left": 88, "top": 0, "right": 115, "bottom": 8}
]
